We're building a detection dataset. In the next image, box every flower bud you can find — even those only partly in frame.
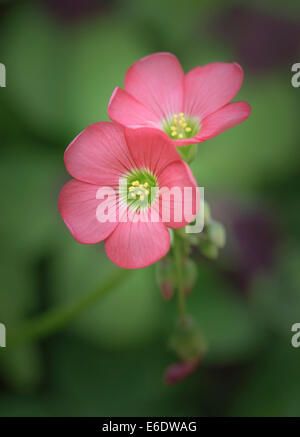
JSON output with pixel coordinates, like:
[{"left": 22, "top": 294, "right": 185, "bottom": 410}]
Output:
[
  {"left": 169, "top": 316, "right": 207, "bottom": 362},
  {"left": 156, "top": 256, "right": 175, "bottom": 300},
  {"left": 207, "top": 220, "right": 226, "bottom": 248},
  {"left": 164, "top": 359, "right": 200, "bottom": 385},
  {"left": 199, "top": 239, "right": 219, "bottom": 259},
  {"left": 183, "top": 259, "right": 197, "bottom": 296},
  {"left": 161, "top": 282, "right": 174, "bottom": 300}
]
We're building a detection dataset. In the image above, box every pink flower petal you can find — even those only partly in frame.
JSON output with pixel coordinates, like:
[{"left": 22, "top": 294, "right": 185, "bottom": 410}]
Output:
[
  {"left": 64, "top": 122, "right": 135, "bottom": 186},
  {"left": 184, "top": 62, "right": 244, "bottom": 120},
  {"left": 125, "top": 127, "right": 181, "bottom": 176},
  {"left": 183, "top": 161, "right": 198, "bottom": 187},
  {"left": 124, "top": 52, "right": 184, "bottom": 120},
  {"left": 169, "top": 136, "right": 209, "bottom": 146},
  {"left": 196, "top": 101, "right": 251, "bottom": 141},
  {"left": 58, "top": 179, "right": 118, "bottom": 244},
  {"left": 158, "top": 161, "right": 199, "bottom": 229},
  {"left": 105, "top": 208, "right": 170, "bottom": 269},
  {"left": 167, "top": 136, "right": 204, "bottom": 147},
  {"left": 108, "top": 87, "right": 160, "bottom": 128}
]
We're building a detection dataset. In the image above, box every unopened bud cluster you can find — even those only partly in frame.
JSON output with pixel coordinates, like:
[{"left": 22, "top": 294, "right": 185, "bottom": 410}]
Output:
[
  {"left": 156, "top": 254, "right": 197, "bottom": 300},
  {"left": 169, "top": 316, "right": 207, "bottom": 362},
  {"left": 156, "top": 200, "right": 226, "bottom": 383},
  {"left": 198, "top": 202, "right": 226, "bottom": 259}
]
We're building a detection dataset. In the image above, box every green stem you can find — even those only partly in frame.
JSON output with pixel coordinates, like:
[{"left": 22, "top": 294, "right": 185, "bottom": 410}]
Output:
[
  {"left": 173, "top": 231, "right": 187, "bottom": 324},
  {"left": 176, "top": 144, "right": 198, "bottom": 163},
  {"left": 8, "top": 268, "right": 132, "bottom": 346}
]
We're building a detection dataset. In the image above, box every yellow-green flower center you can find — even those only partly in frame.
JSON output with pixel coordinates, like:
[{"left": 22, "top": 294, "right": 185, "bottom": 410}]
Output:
[
  {"left": 121, "top": 168, "right": 158, "bottom": 211},
  {"left": 163, "top": 113, "right": 200, "bottom": 140},
  {"left": 128, "top": 180, "right": 150, "bottom": 202}
]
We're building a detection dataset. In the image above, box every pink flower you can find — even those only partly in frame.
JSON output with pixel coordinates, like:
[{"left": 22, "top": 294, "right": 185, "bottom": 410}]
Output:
[
  {"left": 108, "top": 52, "right": 251, "bottom": 146},
  {"left": 58, "top": 122, "right": 199, "bottom": 269}
]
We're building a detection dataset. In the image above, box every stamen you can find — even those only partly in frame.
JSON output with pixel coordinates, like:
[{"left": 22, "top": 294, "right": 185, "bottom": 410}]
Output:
[
  {"left": 163, "top": 112, "right": 199, "bottom": 140},
  {"left": 125, "top": 169, "right": 157, "bottom": 210}
]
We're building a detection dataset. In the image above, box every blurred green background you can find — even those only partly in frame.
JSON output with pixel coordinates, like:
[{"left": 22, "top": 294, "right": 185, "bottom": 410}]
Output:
[{"left": 1, "top": 0, "right": 300, "bottom": 417}]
